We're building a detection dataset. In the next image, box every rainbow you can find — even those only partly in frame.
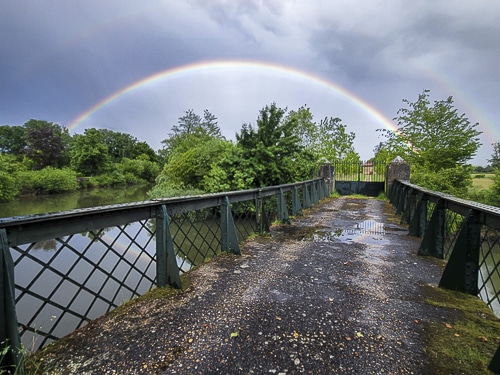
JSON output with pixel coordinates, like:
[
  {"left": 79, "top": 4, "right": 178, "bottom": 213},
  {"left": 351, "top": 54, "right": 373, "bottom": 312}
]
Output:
[
  {"left": 412, "top": 58, "right": 497, "bottom": 142},
  {"left": 67, "top": 59, "right": 397, "bottom": 134}
]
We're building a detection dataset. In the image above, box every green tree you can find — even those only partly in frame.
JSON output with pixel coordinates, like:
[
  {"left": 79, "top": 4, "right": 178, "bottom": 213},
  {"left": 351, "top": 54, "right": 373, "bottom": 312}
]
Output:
[
  {"left": 379, "top": 90, "right": 482, "bottom": 196},
  {"left": 159, "top": 109, "right": 223, "bottom": 164},
  {"left": 162, "top": 138, "right": 232, "bottom": 189},
  {"left": 0, "top": 125, "right": 26, "bottom": 156},
  {"left": 23, "top": 119, "right": 71, "bottom": 169},
  {"left": 488, "top": 142, "right": 500, "bottom": 170},
  {"left": 234, "top": 103, "right": 315, "bottom": 188},
  {"left": 151, "top": 109, "right": 227, "bottom": 196},
  {"left": 70, "top": 128, "right": 111, "bottom": 176},
  {"left": 285, "top": 107, "right": 359, "bottom": 163},
  {"left": 380, "top": 90, "right": 482, "bottom": 171},
  {"left": 0, "top": 154, "right": 24, "bottom": 201},
  {"left": 314, "top": 116, "right": 358, "bottom": 162},
  {"left": 133, "top": 141, "right": 158, "bottom": 162},
  {"left": 97, "top": 129, "right": 138, "bottom": 163}
]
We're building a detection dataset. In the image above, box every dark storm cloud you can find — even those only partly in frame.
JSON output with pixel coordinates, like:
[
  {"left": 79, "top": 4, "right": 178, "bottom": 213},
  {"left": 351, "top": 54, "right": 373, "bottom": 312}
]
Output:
[{"left": 1, "top": 0, "right": 499, "bottom": 162}]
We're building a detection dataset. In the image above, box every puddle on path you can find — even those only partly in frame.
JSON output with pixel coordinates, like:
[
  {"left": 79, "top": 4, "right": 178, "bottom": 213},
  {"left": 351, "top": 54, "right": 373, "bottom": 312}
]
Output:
[{"left": 304, "top": 220, "right": 407, "bottom": 245}]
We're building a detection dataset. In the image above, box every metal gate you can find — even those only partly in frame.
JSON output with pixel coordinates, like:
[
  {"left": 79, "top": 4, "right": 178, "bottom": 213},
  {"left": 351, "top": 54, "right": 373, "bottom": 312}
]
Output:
[{"left": 333, "top": 161, "right": 386, "bottom": 196}]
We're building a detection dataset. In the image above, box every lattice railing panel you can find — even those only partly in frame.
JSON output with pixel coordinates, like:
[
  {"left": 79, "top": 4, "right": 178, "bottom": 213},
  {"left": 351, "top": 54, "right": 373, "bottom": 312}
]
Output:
[
  {"left": 479, "top": 227, "right": 500, "bottom": 313},
  {"left": 443, "top": 210, "right": 464, "bottom": 260},
  {"left": 10, "top": 219, "right": 157, "bottom": 350},
  {"left": 169, "top": 208, "right": 222, "bottom": 272}
]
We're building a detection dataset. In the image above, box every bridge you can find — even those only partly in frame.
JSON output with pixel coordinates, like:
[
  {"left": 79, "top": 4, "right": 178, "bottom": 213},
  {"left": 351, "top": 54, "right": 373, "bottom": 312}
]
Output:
[{"left": 1, "top": 159, "right": 500, "bottom": 373}]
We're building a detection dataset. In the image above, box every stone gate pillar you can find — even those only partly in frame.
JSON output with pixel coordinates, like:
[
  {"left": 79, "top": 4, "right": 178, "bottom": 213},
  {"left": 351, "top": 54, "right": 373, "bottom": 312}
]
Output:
[
  {"left": 386, "top": 156, "right": 410, "bottom": 194},
  {"left": 318, "top": 157, "right": 334, "bottom": 196}
]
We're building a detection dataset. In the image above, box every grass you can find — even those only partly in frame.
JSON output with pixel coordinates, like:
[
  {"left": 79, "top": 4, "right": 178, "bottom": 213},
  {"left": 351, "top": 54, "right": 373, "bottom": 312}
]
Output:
[
  {"left": 471, "top": 173, "right": 495, "bottom": 190},
  {"left": 422, "top": 284, "right": 500, "bottom": 374}
]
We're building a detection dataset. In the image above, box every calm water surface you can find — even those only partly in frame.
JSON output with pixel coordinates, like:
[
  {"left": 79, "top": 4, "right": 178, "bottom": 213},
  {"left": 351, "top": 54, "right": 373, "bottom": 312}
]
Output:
[{"left": 0, "top": 184, "right": 152, "bottom": 218}]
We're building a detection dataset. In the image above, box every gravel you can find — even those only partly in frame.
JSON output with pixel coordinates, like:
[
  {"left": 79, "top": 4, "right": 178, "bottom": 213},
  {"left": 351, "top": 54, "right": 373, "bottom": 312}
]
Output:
[{"left": 35, "top": 197, "right": 449, "bottom": 374}]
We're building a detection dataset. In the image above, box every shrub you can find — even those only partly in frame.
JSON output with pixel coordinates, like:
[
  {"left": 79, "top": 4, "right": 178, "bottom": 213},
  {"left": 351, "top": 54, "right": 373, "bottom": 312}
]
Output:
[
  {"left": 89, "top": 171, "right": 126, "bottom": 187},
  {"left": 15, "top": 167, "right": 79, "bottom": 194},
  {"left": 0, "top": 171, "right": 19, "bottom": 202},
  {"left": 119, "top": 158, "right": 160, "bottom": 183},
  {"left": 411, "top": 165, "right": 472, "bottom": 198}
]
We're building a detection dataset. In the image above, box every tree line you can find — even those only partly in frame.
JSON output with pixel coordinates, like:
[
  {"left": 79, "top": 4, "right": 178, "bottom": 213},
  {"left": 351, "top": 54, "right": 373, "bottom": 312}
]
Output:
[
  {"left": 1, "top": 91, "right": 498, "bottom": 207},
  {"left": 0, "top": 120, "right": 160, "bottom": 201}
]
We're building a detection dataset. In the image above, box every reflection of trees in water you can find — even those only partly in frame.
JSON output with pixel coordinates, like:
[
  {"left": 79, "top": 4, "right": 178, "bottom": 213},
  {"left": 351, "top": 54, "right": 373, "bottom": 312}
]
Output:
[
  {"left": 33, "top": 239, "right": 57, "bottom": 251},
  {"left": 82, "top": 226, "right": 114, "bottom": 243},
  {"left": 479, "top": 236, "right": 500, "bottom": 316}
]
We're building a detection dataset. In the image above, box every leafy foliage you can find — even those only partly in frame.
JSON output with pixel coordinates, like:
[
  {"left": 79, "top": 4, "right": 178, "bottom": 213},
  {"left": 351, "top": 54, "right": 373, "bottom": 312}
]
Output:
[
  {"left": 0, "top": 125, "right": 26, "bottom": 156},
  {"left": 153, "top": 109, "right": 228, "bottom": 197},
  {"left": 234, "top": 103, "right": 316, "bottom": 188},
  {"left": 379, "top": 90, "right": 482, "bottom": 171},
  {"left": 378, "top": 90, "right": 481, "bottom": 197},
  {"left": 118, "top": 157, "right": 160, "bottom": 183},
  {"left": 0, "top": 172, "right": 19, "bottom": 202},
  {"left": 411, "top": 164, "right": 473, "bottom": 197},
  {"left": 25, "top": 124, "right": 69, "bottom": 169},
  {"left": 16, "top": 167, "right": 78, "bottom": 194},
  {"left": 488, "top": 142, "right": 500, "bottom": 170},
  {"left": 70, "top": 128, "right": 111, "bottom": 176},
  {"left": 159, "top": 109, "right": 223, "bottom": 164}
]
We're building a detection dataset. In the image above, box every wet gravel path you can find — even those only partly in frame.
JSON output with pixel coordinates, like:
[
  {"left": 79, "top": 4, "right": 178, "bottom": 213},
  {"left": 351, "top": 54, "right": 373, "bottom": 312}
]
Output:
[{"left": 37, "top": 197, "right": 448, "bottom": 374}]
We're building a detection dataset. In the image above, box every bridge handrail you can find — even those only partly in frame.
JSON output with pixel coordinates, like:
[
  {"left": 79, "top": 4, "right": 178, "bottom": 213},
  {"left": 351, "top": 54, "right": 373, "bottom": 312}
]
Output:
[
  {"left": 0, "top": 177, "right": 328, "bottom": 365},
  {"left": 390, "top": 179, "right": 500, "bottom": 372},
  {"left": 392, "top": 179, "right": 500, "bottom": 228},
  {"left": 1, "top": 178, "right": 324, "bottom": 247}
]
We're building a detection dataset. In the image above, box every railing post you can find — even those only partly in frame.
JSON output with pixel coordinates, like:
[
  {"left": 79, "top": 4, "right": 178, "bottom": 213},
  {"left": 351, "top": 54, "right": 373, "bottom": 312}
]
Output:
[
  {"left": 389, "top": 180, "right": 399, "bottom": 205},
  {"left": 409, "top": 193, "right": 427, "bottom": 237},
  {"left": 303, "top": 183, "right": 312, "bottom": 209},
  {"left": 439, "top": 210, "right": 481, "bottom": 295},
  {"left": 221, "top": 197, "right": 241, "bottom": 255},
  {"left": 489, "top": 345, "right": 500, "bottom": 373},
  {"left": 292, "top": 186, "right": 302, "bottom": 216},
  {"left": 277, "top": 188, "right": 290, "bottom": 224},
  {"left": 418, "top": 199, "right": 446, "bottom": 258},
  {"left": 155, "top": 206, "right": 182, "bottom": 289},
  {"left": 0, "top": 229, "right": 24, "bottom": 374},
  {"left": 396, "top": 185, "right": 407, "bottom": 217},
  {"left": 312, "top": 181, "right": 319, "bottom": 205}
]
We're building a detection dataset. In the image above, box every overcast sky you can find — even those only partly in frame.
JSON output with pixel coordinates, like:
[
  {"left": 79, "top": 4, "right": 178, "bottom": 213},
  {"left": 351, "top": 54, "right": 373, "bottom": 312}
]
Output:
[{"left": 1, "top": 1, "right": 499, "bottom": 165}]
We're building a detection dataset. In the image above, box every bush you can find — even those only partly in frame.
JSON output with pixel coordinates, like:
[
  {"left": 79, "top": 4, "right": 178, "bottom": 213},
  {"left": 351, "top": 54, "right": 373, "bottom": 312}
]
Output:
[
  {"left": 16, "top": 167, "right": 79, "bottom": 194},
  {"left": 411, "top": 165, "right": 472, "bottom": 198},
  {"left": 119, "top": 158, "right": 160, "bottom": 183},
  {"left": 89, "top": 170, "right": 126, "bottom": 187},
  {"left": 0, "top": 171, "right": 19, "bottom": 202}
]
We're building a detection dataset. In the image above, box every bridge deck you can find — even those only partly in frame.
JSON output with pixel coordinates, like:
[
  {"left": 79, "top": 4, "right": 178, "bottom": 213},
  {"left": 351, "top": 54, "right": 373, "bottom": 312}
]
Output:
[{"left": 33, "top": 197, "right": 450, "bottom": 374}]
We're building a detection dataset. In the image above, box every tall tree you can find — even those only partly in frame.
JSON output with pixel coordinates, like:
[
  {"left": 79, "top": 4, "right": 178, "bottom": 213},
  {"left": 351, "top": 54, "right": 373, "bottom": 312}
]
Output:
[
  {"left": 0, "top": 125, "right": 26, "bottom": 156},
  {"left": 235, "top": 103, "right": 315, "bottom": 188},
  {"left": 70, "top": 128, "right": 111, "bottom": 176},
  {"left": 488, "top": 142, "right": 500, "bottom": 170},
  {"left": 23, "top": 119, "right": 71, "bottom": 169},
  {"left": 379, "top": 90, "right": 481, "bottom": 196},
  {"left": 160, "top": 109, "right": 223, "bottom": 163},
  {"left": 314, "top": 116, "right": 358, "bottom": 162},
  {"left": 379, "top": 90, "right": 482, "bottom": 171},
  {"left": 96, "top": 129, "right": 138, "bottom": 162}
]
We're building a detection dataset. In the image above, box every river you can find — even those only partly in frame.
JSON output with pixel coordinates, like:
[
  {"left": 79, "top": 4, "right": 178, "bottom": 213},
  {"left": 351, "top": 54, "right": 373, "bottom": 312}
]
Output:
[{"left": 0, "top": 184, "right": 152, "bottom": 218}]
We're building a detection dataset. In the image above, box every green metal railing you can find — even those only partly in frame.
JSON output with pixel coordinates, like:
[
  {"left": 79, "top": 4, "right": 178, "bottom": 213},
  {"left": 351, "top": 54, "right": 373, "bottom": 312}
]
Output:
[
  {"left": 388, "top": 179, "right": 500, "bottom": 372},
  {"left": 0, "top": 178, "right": 328, "bottom": 372}
]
